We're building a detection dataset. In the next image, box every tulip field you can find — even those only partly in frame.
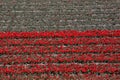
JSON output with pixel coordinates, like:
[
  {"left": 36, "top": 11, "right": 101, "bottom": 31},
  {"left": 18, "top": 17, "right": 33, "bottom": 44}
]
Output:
[{"left": 0, "top": 30, "right": 120, "bottom": 80}]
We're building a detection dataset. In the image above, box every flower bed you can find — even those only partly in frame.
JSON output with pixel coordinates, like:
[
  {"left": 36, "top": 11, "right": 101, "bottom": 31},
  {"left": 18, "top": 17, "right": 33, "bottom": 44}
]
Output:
[{"left": 0, "top": 30, "right": 120, "bottom": 79}]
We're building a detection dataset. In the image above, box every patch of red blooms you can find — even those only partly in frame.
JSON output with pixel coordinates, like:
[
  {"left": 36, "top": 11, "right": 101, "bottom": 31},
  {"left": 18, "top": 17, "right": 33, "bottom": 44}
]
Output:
[
  {"left": 0, "top": 30, "right": 120, "bottom": 38},
  {"left": 0, "top": 30, "right": 120, "bottom": 79},
  {"left": 0, "top": 63, "right": 119, "bottom": 74},
  {"left": 0, "top": 37, "right": 120, "bottom": 46},
  {"left": 0, "top": 54, "right": 120, "bottom": 64},
  {"left": 0, "top": 45, "right": 120, "bottom": 54}
]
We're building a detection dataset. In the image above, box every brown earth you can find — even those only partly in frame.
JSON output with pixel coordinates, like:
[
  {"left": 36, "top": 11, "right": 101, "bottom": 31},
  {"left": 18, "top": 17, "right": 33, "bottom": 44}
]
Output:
[{"left": 0, "top": 0, "right": 120, "bottom": 31}]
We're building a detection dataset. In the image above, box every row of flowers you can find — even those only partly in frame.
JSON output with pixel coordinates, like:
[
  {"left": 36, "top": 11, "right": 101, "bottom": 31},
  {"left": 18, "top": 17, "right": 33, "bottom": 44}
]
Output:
[
  {"left": 0, "top": 30, "right": 120, "bottom": 38},
  {"left": 0, "top": 30, "right": 119, "bottom": 79},
  {"left": 0, "top": 63, "right": 119, "bottom": 74},
  {"left": 0, "top": 54, "right": 120, "bottom": 64},
  {"left": 0, "top": 37, "right": 120, "bottom": 46},
  {"left": 0, "top": 45, "right": 120, "bottom": 54}
]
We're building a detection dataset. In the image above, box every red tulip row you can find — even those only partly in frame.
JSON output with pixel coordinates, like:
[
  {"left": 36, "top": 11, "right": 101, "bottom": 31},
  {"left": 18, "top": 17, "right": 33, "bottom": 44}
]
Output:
[
  {"left": 0, "top": 45, "right": 120, "bottom": 54},
  {"left": 0, "top": 37, "right": 120, "bottom": 46},
  {"left": 0, "top": 54, "right": 120, "bottom": 64},
  {"left": 0, "top": 63, "right": 119, "bottom": 74},
  {"left": 0, "top": 30, "right": 120, "bottom": 38}
]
